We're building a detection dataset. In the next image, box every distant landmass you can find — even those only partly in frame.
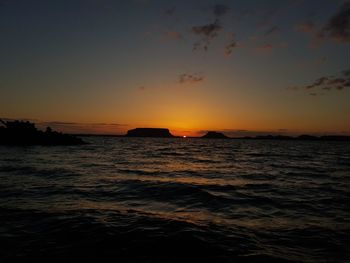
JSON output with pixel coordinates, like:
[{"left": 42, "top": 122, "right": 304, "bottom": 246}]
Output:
[
  {"left": 243, "top": 135, "right": 350, "bottom": 141},
  {"left": 201, "top": 131, "right": 228, "bottom": 139},
  {"left": 118, "top": 128, "right": 350, "bottom": 140},
  {"left": 0, "top": 120, "right": 85, "bottom": 145},
  {"left": 126, "top": 128, "right": 174, "bottom": 138},
  {"left": 2, "top": 120, "right": 349, "bottom": 141}
]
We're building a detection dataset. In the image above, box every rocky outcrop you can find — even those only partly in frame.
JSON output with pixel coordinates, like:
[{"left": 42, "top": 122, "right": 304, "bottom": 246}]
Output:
[
  {"left": 202, "top": 131, "right": 228, "bottom": 139},
  {"left": 126, "top": 128, "right": 174, "bottom": 138}
]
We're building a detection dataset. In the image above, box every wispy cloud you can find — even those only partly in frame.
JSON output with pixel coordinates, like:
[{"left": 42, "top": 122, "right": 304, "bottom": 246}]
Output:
[
  {"left": 264, "top": 26, "right": 280, "bottom": 36},
  {"left": 0, "top": 119, "right": 129, "bottom": 134},
  {"left": 196, "top": 129, "right": 294, "bottom": 137},
  {"left": 192, "top": 20, "right": 223, "bottom": 51},
  {"left": 319, "top": 2, "right": 350, "bottom": 43},
  {"left": 254, "top": 44, "right": 273, "bottom": 52},
  {"left": 224, "top": 33, "right": 237, "bottom": 56},
  {"left": 253, "top": 41, "right": 287, "bottom": 53},
  {"left": 288, "top": 69, "right": 350, "bottom": 94},
  {"left": 178, "top": 73, "right": 205, "bottom": 85},
  {"left": 39, "top": 121, "right": 128, "bottom": 134},
  {"left": 308, "top": 92, "right": 324, "bottom": 97},
  {"left": 162, "top": 30, "right": 183, "bottom": 40},
  {"left": 191, "top": 4, "right": 231, "bottom": 52},
  {"left": 295, "top": 21, "right": 315, "bottom": 34}
]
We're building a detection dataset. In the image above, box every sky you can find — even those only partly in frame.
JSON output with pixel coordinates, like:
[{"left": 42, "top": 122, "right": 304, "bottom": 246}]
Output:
[{"left": 1, "top": 0, "right": 350, "bottom": 136}]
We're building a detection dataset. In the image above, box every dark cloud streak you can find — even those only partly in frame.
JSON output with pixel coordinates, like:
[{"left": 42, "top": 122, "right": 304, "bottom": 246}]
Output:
[
  {"left": 178, "top": 73, "right": 204, "bottom": 84},
  {"left": 162, "top": 30, "right": 183, "bottom": 40},
  {"left": 224, "top": 34, "right": 237, "bottom": 56},
  {"left": 289, "top": 69, "right": 350, "bottom": 94},
  {"left": 295, "top": 21, "right": 315, "bottom": 33},
  {"left": 191, "top": 4, "right": 231, "bottom": 52},
  {"left": 192, "top": 20, "right": 223, "bottom": 51},
  {"left": 319, "top": 2, "right": 350, "bottom": 43},
  {"left": 264, "top": 26, "right": 280, "bottom": 36}
]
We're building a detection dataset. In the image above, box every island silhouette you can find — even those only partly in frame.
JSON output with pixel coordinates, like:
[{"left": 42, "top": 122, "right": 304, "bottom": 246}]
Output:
[
  {"left": 0, "top": 119, "right": 85, "bottom": 145},
  {"left": 201, "top": 131, "right": 228, "bottom": 139},
  {"left": 1, "top": 120, "right": 349, "bottom": 143},
  {"left": 126, "top": 128, "right": 174, "bottom": 138},
  {"left": 123, "top": 128, "right": 349, "bottom": 140},
  {"left": 124, "top": 128, "right": 229, "bottom": 138}
]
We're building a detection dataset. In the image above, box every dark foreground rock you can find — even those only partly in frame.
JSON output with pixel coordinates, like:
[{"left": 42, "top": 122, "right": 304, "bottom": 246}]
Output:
[
  {"left": 126, "top": 128, "right": 174, "bottom": 138},
  {"left": 0, "top": 120, "right": 85, "bottom": 146},
  {"left": 202, "top": 131, "right": 228, "bottom": 139}
]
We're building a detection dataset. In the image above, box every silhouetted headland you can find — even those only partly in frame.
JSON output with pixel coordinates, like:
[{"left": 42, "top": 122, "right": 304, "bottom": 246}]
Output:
[
  {"left": 202, "top": 131, "right": 228, "bottom": 139},
  {"left": 0, "top": 119, "right": 86, "bottom": 145},
  {"left": 126, "top": 128, "right": 174, "bottom": 138}
]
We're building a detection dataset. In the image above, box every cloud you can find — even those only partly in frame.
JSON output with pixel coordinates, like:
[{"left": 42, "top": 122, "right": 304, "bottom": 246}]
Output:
[
  {"left": 192, "top": 20, "right": 222, "bottom": 38},
  {"left": 288, "top": 69, "right": 350, "bottom": 94},
  {"left": 0, "top": 118, "right": 38, "bottom": 123},
  {"left": 319, "top": 2, "right": 350, "bottom": 43},
  {"left": 255, "top": 44, "right": 273, "bottom": 52},
  {"left": 162, "top": 30, "right": 183, "bottom": 40},
  {"left": 213, "top": 4, "right": 230, "bottom": 17},
  {"left": 38, "top": 121, "right": 128, "bottom": 134},
  {"left": 253, "top": 41, "right": 287, "bottom": 53},
  {"left": 309, "top": 92, "right": 323, "bottom": 96},
  {"left": 190, "top": 4, "right": 231, "bottom": 52},
  {"left": 42, "top": 122, "right": 127, "bottom": 127},
  {"left": 199, "top": 129, "right": 293, "bottom": 137},
  {"left": 224, "top": 40, "right": 237, "bottom": 56},
  {"left": 295, "top": 21, "right": 315, "bottom": 33},
  {"left": 178, "top": 73, "right": 204, "bottom": 85},
  {"left": 0, "top": 119, "right": 129, "bottom": 135},
  {"left": 264, "top": 26, "right": 280, "bottom": 36},
  {"left": 286, "top": 86, "right": 299, "bottom": 91},
  {"left": 44, "top": 121, "right": 78, "bottom": 125},
  {"left": 305, "top": 77, "right": 329, "bottom": 89},
  {"left": 192, "top": 20, "right": 223, "bottom": 51},
  {"left": 224, "top": 34, "right": 237, "bottom": 56}
]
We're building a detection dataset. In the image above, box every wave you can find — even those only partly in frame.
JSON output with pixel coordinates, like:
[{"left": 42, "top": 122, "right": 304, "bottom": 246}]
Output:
[
  {"left": 1, "top": 207, "right": 348, "bottom": 263},
  {"left": 0, "top": 139, "right": 349, "bottom": 262}
]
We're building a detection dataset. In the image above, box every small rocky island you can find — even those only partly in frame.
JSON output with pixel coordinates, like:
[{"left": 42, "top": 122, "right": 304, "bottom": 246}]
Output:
[
  {"left": 0, "top": 119, "right": 85, "bottom": 146},
  {"left": 126, "top": 128, "right": 174, "bottom": 138},
  {"left": 202, "top": 131, "right": 228, "bottom": 139}
]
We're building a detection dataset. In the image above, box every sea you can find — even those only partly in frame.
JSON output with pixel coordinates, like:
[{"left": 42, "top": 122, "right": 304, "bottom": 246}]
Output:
[{"left": 0, "top": 137, "right": 349, "bottom": 262}]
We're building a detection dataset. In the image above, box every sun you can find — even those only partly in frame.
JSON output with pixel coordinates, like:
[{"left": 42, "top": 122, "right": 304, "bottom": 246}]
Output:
[{"left": 183, "top": 135, "right": 187, "bottom": 138}]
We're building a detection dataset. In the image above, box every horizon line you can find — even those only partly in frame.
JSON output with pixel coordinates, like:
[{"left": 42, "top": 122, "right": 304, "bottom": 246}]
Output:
[{"left": 1, "top": 118, "right": 350, "bottom": 137}]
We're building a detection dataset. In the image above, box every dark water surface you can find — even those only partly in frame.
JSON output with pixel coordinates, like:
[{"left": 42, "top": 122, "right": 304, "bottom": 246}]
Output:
[{"left": 0, "top": 138, "right": 349, "bottom": 262}]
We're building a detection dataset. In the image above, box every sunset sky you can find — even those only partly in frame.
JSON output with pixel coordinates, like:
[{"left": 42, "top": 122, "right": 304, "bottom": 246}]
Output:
[{"left": 1, "top": 0, "right": 350, "bottom": 136}]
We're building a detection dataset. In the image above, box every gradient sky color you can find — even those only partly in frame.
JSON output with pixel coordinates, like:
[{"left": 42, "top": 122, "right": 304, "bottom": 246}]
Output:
[{"left": 1, "top": 0, "right": 350, "bottom": 136}]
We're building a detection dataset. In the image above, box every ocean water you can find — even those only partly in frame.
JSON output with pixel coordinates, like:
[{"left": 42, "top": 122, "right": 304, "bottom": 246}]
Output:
[{"left": 0, "top": 137, "right": 349, "bottom": 262}]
